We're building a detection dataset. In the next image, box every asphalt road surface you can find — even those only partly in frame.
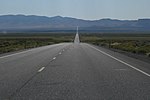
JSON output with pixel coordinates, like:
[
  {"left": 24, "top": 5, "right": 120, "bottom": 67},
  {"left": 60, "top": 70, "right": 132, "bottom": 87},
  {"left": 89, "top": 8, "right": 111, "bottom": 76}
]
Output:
[{"left": 0, "top": 34, "right": 150, "bottom": 100}]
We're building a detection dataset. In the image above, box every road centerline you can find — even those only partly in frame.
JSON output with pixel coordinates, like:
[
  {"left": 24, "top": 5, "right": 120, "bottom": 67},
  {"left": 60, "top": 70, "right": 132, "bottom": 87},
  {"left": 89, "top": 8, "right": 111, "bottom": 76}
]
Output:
[
  {"left": 59, "top": 52, "right": 62, "bottom": 55},
  {"left": 87, "top": 44, "right": 150, "bottom": 77},
  {"left": 38, "top": 67, "right": 45, "bottom": 72},
  {"left": 53, "top": 57, "right": 56, "bottom": 60}
]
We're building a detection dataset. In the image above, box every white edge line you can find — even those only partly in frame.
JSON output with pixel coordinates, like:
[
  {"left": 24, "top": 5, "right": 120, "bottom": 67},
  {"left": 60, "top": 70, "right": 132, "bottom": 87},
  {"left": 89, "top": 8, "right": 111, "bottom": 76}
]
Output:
[
  {"left": 0, "top": 50, "right": 31, "bottom": 59},
  {"left": 0, "top": 43, "right": 63, "bottom": 59},
  {"left": 87, "top": 44, "right": 150, "bottom": 77},
  {"left": 38, "top": 67, "right": 45, "bottom": 72}
]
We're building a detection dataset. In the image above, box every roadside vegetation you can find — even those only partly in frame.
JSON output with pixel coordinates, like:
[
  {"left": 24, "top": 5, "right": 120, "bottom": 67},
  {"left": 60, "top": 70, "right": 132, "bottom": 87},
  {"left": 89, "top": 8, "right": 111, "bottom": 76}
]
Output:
[
  {"left": 80, "top": 33, "right": 150, "bottom": 57},
  {"left": 0, "top": 33, "right": 74, "bottom": 54},
  {"left": 1, "top": 33, "right": 150, "bottom": 57}
]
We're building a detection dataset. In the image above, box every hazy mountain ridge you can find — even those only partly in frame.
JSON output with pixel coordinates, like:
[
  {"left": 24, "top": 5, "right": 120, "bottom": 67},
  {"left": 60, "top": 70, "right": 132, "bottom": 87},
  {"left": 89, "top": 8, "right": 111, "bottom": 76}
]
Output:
[{"left": 0, "top": 15, "right": 150, "bottom": 32}]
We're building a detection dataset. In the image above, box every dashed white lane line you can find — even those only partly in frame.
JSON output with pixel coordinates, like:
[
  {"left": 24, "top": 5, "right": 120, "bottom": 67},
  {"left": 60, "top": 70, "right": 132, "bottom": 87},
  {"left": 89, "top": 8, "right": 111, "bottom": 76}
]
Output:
[
  {"left": 87, "top": 44, "right": 150, "bottom": 77},
  {"left": 38, "top": 67, "right": 45, "bottom": 72},
  {"left": 59, "top": 52, "right": 62, "bottom": 55},
  {"left": 53, "top": 57, "right": 56, "bottom": 60}
]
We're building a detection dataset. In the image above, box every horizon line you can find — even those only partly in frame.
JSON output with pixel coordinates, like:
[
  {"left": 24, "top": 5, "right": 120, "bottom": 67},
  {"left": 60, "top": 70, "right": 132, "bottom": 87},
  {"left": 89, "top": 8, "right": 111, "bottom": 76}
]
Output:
[{"left": 0, "top": 14, "right": 150, "bottom": 21}]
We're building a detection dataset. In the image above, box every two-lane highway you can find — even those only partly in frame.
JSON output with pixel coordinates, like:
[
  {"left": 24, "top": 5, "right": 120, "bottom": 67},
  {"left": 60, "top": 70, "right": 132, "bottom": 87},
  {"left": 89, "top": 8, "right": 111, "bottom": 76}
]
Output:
[{"left": 0, "top": 34, "right": 150, "bottom": 100}]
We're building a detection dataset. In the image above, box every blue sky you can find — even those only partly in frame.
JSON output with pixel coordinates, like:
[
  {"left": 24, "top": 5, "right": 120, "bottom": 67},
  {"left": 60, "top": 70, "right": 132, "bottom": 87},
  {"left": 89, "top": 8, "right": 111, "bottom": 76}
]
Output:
[{"left": 0, "top": 0, "right": 150, "bottom": 20}]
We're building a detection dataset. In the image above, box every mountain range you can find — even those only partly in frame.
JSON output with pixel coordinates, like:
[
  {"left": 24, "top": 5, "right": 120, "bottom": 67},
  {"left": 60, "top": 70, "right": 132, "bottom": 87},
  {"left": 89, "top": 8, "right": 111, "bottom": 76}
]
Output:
[{"left": 0, "top": 15, "right": 150, "bottom": 33}]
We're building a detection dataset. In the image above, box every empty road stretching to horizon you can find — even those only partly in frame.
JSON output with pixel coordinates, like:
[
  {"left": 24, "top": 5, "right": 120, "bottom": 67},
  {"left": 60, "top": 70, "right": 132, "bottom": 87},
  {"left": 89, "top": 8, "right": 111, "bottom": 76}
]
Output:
[{"left": 0, "top": 33, "right": 150, "bottom": 100}]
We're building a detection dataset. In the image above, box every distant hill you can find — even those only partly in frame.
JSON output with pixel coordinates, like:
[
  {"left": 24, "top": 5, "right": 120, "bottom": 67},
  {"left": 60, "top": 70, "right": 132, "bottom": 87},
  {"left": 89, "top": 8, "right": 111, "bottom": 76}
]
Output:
[{"left": 0, "top": 15, "right": 150, "bottom": 33}]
